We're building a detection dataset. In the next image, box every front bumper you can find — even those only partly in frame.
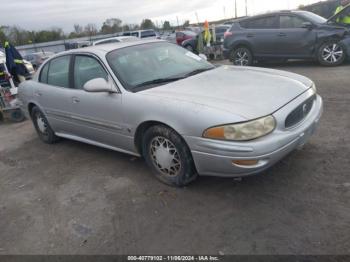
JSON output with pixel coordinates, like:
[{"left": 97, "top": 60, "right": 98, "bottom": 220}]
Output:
[{"left": 184, "top": 92, "right": 323, "bottom": 177}]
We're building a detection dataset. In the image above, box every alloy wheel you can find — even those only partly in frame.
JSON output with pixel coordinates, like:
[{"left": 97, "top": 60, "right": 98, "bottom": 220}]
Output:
[
  {"left": 322, "top": 43, "right": 344, "bottom": 64},
  {"left": 150, "top": 136, "right": 181, "bottom": 176},
  {"left": 234, "top": 49, "right": 250, "bottom": 66}
]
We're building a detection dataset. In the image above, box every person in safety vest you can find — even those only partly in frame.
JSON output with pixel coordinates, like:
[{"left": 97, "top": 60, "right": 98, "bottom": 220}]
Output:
[
  {"left": 335, "top": 0, "right": 350, "bottom": 24},
  {"left": 4, "top": 41, "right": 28, "bottom": 83}
]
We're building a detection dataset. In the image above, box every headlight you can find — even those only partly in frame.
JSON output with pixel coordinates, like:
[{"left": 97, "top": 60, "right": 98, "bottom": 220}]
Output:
[
  {"left": 203, "top": 115, "right": 276, "bottom": 141},
  {"left": 311, "top": 82, "right": 317, "bottom": 93}
]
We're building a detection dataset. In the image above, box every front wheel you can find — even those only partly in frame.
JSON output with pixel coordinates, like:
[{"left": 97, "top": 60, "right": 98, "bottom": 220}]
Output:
[
  {"left": 142, "top": 125, "right": 197, "bottom": 187},
  {"left": 230, "top": 47, "right": 253, "bottom": 66},
  {"left": 318, "top": 41, "right": 346, "bottom": 66}
]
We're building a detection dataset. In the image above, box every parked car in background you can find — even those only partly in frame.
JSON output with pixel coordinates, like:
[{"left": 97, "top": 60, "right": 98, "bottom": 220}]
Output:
[
  {"left": 19, "top": 40, "right": 322, "bottom": 186},
  {"left": 176, "top": 31, "right": 197, "bottom": 45},
  {"left": 65, "top": 41, "right": 91, "bottom": 50},
  {"left": 223, "top": 10, "right": 350, "bottom": 66},
  {"left": 24, "top": 51, "right": 55, "bottom": 69},
  {"left": 184, "top": 27, "right": 202, "bottom": 34},
  {"left": 122, "top": 30, "right": 160, "bottom": 39},
  {"left": 1, "top": 50, "right": 35, "bottom": 78},
  {"left": 214, "top": 25, "right": 231, "bottom": 43},
  {"left": 182, "top": 26, "right": 229, "bottom": 53},
  {"left": 92, "top": 36, "right": 139, "bottom": 46}
]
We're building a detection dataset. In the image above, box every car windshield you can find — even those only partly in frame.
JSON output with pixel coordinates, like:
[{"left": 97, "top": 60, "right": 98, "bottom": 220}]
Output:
[
  {"left": 298, "top": 11, "right": 327, "bottom": 24},
  {"left": 106, "top": 42, "right": 214, "bottom": 91}
]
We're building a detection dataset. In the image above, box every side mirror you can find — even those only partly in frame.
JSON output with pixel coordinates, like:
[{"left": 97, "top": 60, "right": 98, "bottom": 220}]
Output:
[
  {"left": 198, "top": 54, "right": 208, "bottom": 61},
  {"left": 302, "top": 22, "right": 314, "bottom": 30},
  {"left": 83, "top": 78, "right": 116, "bottom": 93}
]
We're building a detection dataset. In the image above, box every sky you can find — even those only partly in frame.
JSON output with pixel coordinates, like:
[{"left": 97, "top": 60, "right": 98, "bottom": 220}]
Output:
[{"left": 0, "top": 0, "right": 325, "bottom": 32}]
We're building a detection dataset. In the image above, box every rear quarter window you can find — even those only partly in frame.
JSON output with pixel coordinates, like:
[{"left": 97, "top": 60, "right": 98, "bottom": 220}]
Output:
[{"left": 39, "top": 62, "right": 49, "bottom": 83}]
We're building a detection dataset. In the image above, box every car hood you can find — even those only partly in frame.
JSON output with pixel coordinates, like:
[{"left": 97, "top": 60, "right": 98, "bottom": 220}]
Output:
[{"left": 142, "top": 66, "right": 313, "bottom": 120}]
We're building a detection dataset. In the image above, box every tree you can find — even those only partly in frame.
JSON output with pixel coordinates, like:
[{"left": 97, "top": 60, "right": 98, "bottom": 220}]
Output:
[
  {"left": 84, "top": 24, "right": 97, "bottom": 37},
  {"left": 73, "top": 24, "right": 83, "bottom": 35},
  {"left": 140, "top": 19, "right": 155, "bottom": 29},
  {"left": 163, "top": 21, "right": 172, "bottom": 30},
  {"left": 101, "top": 18, "right": 122, "bottom": 34},
  {"left": 183, "top": 20, "right": 190, "bottom": 27},
  {"left": 122, "top": 24, "right": 130, "bottom": 32},
  {"left": 0, "top": 27, "right": 7, "bottom": 45}
]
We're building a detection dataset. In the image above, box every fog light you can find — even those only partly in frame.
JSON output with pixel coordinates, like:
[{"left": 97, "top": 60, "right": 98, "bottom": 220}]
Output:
[{"left": 232, "top": 160, "right": 259, "bottom": 166}]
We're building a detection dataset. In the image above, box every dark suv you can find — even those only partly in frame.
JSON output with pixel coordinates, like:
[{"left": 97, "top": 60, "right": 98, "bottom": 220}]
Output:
[{"left": 223, "top": 9, "right": 350, "bottom": 66}]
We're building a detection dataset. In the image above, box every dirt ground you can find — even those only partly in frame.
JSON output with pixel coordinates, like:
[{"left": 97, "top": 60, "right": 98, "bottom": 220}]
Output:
[{"left": 0, "top": 61, "right": 349, "bottom": 255}]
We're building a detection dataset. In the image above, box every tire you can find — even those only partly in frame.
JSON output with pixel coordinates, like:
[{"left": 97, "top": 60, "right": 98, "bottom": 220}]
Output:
[
  {"left": 185, "top": 45, "right": 194, "bottom": 52},
  {"left": 10, "top": 109, "right": 25, "bottom": 122},
  {"left": 318, "top": 40, "right": 346, "bottom": 66},
  {"left": 31, "top": 106, "right": 59, "bottom": 144},
  {"left": 230, "top": 46, "right": 253, "bottom": 66},
  {"left": 142, "top": 125, "right": 197, "bottom": 187}
]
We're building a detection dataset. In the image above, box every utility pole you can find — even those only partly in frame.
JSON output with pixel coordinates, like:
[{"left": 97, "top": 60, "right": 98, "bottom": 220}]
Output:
[
  {"left": 234, "top": 0, "right": 237, "bottom": 18},
  {"left": 176, "top": 16, "right": 180, "bottom": 29},
  {"left": 245, "top": 0, "right": 248, "bottom": 16},
  {"left": 195, "top": 12, "right": 199, "bottom": 25}
]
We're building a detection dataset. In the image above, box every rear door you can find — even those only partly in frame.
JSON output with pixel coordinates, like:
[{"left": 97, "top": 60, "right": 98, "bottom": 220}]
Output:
[
  {"left": 239, "top": 15, "right": 280, "bottom": 56},
  {"left": 34, "top": 55, "right": 76, "bottom": 133},
  {"left": 276, "top": 14, "right": 317, "bottom": 57}
]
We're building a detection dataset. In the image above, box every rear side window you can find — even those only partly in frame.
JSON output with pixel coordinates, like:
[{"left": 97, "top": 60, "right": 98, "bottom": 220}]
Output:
[
  {"left": 39, "top": 62, "right": 49, "bottom": 83},
  {"left": 73, "top": 55, "right": 108, "bottom": 89},
  {"left": 240, "top": 16, "right": 278, "bottom": 29},
  {"left": 47, "top": 55, "right": 70, "bottom": 88},
  {"left": 131, "top": 32, "right": 139, "bottom": 37},
  {"left": 141, "top": 30, "right": 156, "bottom": 38},
  {"left": 280, "top": 15, "right": 307, "bottom": 28}
]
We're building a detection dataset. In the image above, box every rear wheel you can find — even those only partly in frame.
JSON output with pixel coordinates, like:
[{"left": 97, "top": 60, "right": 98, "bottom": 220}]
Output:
[
  {"left": 31, "top": 106, "right": 59, "bottom": 144},
  {"left": 142, "top": 125, "right": 197, "bottom": 187},
  {"left": 230, "top": 47, "right": 253, "bottom": 66},
  {"left": 318, "top": 41, "right": 346, "bottom": 66}
]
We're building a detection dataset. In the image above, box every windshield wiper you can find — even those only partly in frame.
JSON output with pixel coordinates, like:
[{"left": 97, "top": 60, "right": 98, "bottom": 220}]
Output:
[
  {"left": 182, "top": 67, "right": 215, "bottom": 78},
  {"left": 135, "top": 77, "right": 185, "bottom": 87}
]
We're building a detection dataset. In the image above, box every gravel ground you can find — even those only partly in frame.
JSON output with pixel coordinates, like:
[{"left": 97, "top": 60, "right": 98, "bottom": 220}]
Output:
[{"left": 0, "top": 60, "right": 349, "bottom": 255}]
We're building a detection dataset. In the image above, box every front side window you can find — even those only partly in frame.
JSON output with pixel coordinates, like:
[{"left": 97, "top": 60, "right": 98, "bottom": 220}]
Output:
[
  {"left": 280, "top": 15, "right": 307, "bottom": 28},
  {"left": 74, "top": 55, "right": 108, "bottom": 89},
  {"left": 47, "top": 55, "right": 70, "bottom": 88},
  {"left": 106, "top": 42, "right": 214, "bottom": 91},
  {"left": 131, "top": 32, "right": 139, "bottom": 37}
]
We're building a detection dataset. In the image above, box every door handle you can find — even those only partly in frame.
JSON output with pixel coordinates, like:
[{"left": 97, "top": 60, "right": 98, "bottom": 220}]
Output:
[
  {"left": 34, "top": 91, "right": 42, "bottom": 97},
  {"left": 247, "top": 33, "right": 254, "bottom": 38},
  {"left": 278, "top": 33, "right": 287, "bottom": 37},
  {"left": 72, "top": 97, "right": 80, "bottom": 103}
]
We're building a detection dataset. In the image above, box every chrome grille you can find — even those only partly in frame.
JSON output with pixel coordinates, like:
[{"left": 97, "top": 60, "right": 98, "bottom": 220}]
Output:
[{"left": 285, "top": 95, "right": 315, "bottom": 128}]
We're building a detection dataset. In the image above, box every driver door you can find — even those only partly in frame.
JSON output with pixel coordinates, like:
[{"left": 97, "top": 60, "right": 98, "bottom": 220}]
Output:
[{"left": 67, "top": 54, "right": 128, "bottom": 150}]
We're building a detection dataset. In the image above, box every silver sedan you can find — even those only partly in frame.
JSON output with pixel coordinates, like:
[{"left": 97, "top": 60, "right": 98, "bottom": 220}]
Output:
[{"left": 18, "top": 40, "right": 323, "bottom": 186}]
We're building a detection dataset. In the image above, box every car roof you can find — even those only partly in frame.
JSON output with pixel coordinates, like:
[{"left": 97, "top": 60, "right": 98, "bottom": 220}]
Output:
[
  {"left": 93, "top": 36, "right": 138, "bottom": 43},
  {"left": 55, "top": 39, "right": 165, "bottom": 57},
  {"left": 234, "top": 10, "right": 304, "bottom": 22}
]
